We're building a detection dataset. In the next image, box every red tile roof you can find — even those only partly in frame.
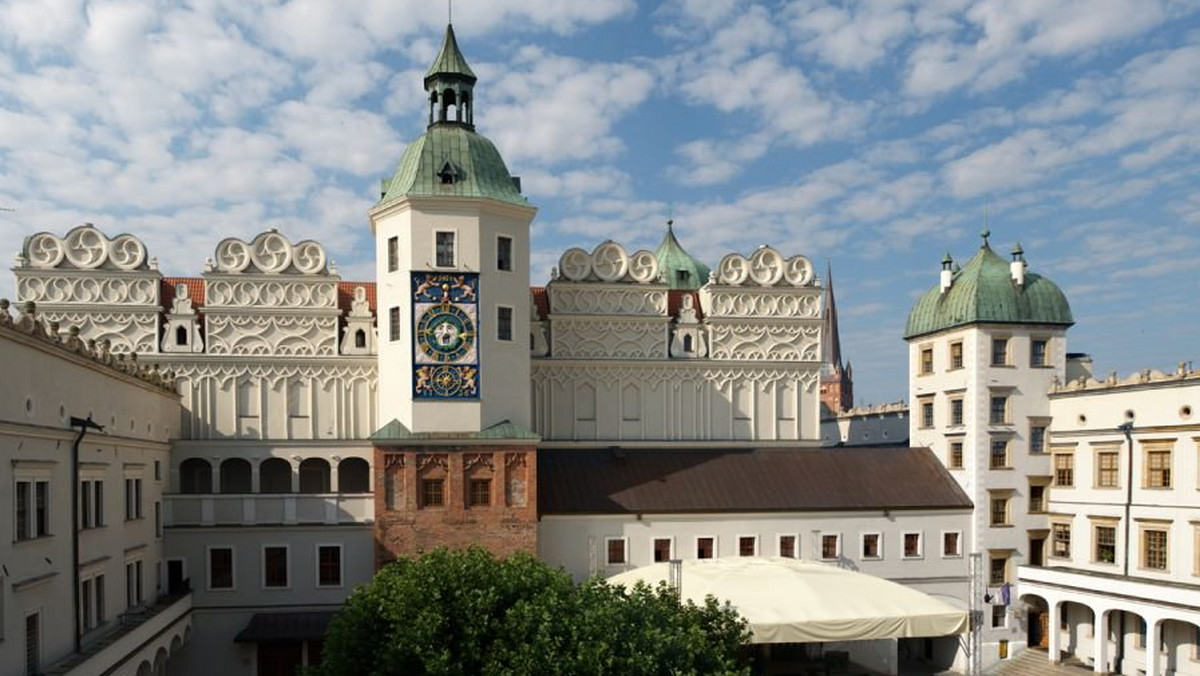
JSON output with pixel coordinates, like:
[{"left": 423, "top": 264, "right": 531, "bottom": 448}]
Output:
[
  {"left": 531, "top": 286, "right": 549, "bottom": 320},
  {"left": 667, "top": 289, "right": 702, "bottom": 320},
  {"left": 161, "top": 277, "right": 205, "bottom": 310},
  {"left": 337, "top": 282, "right": 377, "bottom": 314}
]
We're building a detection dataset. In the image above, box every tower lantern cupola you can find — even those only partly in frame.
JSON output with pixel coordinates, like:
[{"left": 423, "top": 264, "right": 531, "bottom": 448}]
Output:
[{"left": 425, "top": 24, "right": 477, "bottom": 129}]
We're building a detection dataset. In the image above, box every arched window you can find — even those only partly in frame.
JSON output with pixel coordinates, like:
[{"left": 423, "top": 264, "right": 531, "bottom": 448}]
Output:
[
  {"left": 299, "top": 458, "right": 331, "bottom": 494},
  {"left": 259, "top": 458, "right": 292, "bottom": 494},
  {"left": 179, "top": 458, "right": 212, "bottom": 494},
  {"left": 683, "top": 334, "right": 694, "bottom": 353},
  {"left": 175, "top": 325, "right": 188, "bottom": 346},
  {"left": 338, "top": 458, "right": 370, "bottom": 493},
  {"left": 219, "top": 458, "right": 252, "bottom": 494},
  {"left": 354, "top": 329, "right": 366, "bottom": 349}
]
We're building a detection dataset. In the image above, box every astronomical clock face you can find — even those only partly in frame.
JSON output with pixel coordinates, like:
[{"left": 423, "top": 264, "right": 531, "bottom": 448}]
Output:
[{"left": 412, "top": 272, "right": 480, "bottom": 400}]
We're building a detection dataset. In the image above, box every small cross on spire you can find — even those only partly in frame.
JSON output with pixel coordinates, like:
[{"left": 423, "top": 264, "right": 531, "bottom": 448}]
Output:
[{"left": 981, "top": 228, "right": 991, "bottom": 246}]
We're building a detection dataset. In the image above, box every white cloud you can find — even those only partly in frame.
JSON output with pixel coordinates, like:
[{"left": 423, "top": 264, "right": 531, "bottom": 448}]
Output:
[{"left": 787, "top": 0, "right": 914, "bottom": 71}]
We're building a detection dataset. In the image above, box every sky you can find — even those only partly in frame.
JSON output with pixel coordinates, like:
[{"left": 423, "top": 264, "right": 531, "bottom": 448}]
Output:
[{"left": 1, "top": 0, "right": 1199, "bottom": 404}]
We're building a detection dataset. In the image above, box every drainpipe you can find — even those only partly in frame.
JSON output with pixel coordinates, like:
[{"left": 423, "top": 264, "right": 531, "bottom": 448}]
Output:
[
  {"left": 69, "top": 416, "right": 105, "bottom": 655},
  {"left": 1117, "top": 423, "right": 1134, "bottom": 577}
]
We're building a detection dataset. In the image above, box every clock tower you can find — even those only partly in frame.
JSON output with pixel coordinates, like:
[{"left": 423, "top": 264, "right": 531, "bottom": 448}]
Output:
[{"left": 368, "top": 24, "right": 539, "bottom": 563}]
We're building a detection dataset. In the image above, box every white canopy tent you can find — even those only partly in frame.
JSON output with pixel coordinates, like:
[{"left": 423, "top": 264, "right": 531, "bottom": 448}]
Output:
[{"left": 607, "top": 557, "right": 968, "bottom": 644}]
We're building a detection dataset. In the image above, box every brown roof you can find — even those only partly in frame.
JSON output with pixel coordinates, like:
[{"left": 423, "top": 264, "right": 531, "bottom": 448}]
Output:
[
  {"left": 531, "top": 286, "right": 549, "bottom": 320},
  {"left": 337, "top": 281, "right": 377, "bottom": 314},
  {"left": 538, "top": 447, "right": 972, "bottom": 515},
  {"left": 161, "top": 277, "right": 205, "bottom": 309},
  {"left": 667, "top": 289, "right": 703, "bottom": 319}
]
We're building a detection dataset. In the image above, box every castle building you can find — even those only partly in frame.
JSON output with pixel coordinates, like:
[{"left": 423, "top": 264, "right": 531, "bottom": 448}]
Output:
[
  {"left": 905, "top": 232, "right": 1074, "bottom": 666},
  {"left": 4, "top": 25, "right": 976, "bottom": 676}
]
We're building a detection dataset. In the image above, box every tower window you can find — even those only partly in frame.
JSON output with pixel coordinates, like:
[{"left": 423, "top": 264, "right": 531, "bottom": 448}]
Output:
[
  {"left": 389, "top": 307, "right": 400, "bottom": 342},
  {"left": 387, "top": 236, "right": 399, "bottom": 272},
  {"left": 497, "top": 306, "right": 513, "bottom": 342},
  {"left": 175, "top": 325, "right": 188, "bottom": 346},
  {"left": 497, "top": 236, "right": 513, "bottom": 271},
  {"left": 435, "top": 231, "right": 456, "bottom": 267}
]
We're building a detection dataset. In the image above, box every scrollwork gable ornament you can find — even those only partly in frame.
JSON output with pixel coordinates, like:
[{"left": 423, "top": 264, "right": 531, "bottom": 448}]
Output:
[
  {"left": 555, "top": 241, "right": 661, "bottom": 284},
  {"left": 23, "top": 225, "right": 151, "bottom": 271},
  {"left": 714, "top": 248, "right": 814, "bottom": 288},
  {"left": 213, "top": 230, "right": 330, "bottom": 275}
]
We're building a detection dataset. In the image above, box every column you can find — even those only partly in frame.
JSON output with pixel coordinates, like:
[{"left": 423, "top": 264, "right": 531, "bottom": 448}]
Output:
[
  {"left": 210, "top": 457, "right": 222, "bottom": 494},
  {"left": 1093, "top": 609, "right": 1109, "bottom": 673},
  {"left": 1146, "top": 618, "right": 1162, "bottom": 676},
  {"left": 1048, "top": 600, "right": 1062, "bottom": 663}
]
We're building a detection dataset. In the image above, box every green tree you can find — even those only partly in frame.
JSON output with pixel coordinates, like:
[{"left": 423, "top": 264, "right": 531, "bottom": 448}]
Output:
[{"left": 313, "top": 547, "right": 749, "bottom": 676}]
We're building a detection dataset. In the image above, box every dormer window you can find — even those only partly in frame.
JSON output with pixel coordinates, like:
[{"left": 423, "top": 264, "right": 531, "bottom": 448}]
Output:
[
  {"left": 438, "top": 161, "right": 459, "bottom": 186},
  {"left": 676, "top": 270, "right": 690, "bottom": 286}
]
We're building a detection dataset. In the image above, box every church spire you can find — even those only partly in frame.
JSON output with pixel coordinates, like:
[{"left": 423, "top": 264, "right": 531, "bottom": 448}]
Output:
[
  {"left": 824, "top": 261, "right": 843, "bottom": 371},
  {"left": 425, "top": 24, "right": 477, "bottom": 128}
]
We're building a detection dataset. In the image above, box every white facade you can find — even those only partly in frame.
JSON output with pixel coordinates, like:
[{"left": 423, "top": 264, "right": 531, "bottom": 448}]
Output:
[
  {"left": 821, "top": 401, "right": 909, "bottom": 446},
  {"left": 1018, "top": 367, "right": 1200, "bottom": 676},
  {"left": 0, "top": 302, "right": 187, "bottom": 676}
]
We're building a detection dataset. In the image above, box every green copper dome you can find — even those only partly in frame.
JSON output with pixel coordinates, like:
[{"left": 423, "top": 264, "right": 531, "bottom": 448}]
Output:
[
  {"left": 904, "top": 241, "right": 1073, "bottom": 339},
  {"left": 655, "top": 222, "right": 711, "bottom": 290},
  {"left": 378, "top": 119, "right": 527, "bottom": 207},
  {"left": 425, "top": 23, "right": 476, "bottom": 83}
]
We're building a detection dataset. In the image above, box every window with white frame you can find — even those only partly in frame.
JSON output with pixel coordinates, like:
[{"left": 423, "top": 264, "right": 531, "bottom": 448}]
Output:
[
  {"left": 263, "top": 545, "right": 289, "bottom": 588},
  {"left": 125, "top": 560, "right": 143, "bottom": 609},
  {"left": 497, "top": 305, "right": 513, "bottom": 342},
  {"left": 605, "top": 537, "right": 628, "bottom": 566},
  {"left": 902, "top": 532, "right": 923, "bottom": 558},
  {"left": 695, "top": 536, "right": 716, "bottom": 559},
  {"left": 123, "top": 470, "right": 143, "bottom": 521},
  {"left": 317, "top": 545, "right": 342, "bottom": 587},
  {"left": 737, "top": 535, "right": 758, "bottom": 557},
  {"left": 942, "top": 531, "right": 962, "bottom": 557},
  {"left": 991, "top": 337, "right": 1009, "bottom": 366},
  {"left": 652, "top": 537, "right": 673, "bottom": 563},
  {"left": 389, "top": 307, "right": 400, "bottom": 342},
  {"left": 1051, "top": 522, "right": 1071, "bottom": 559},
  {"left": 989, "top": 394, "right": 1009, "bottom": 425},
  {"left": 777, "top": 534, "right": 798, "bottom": 559},
  {"left": 208, "top": 547, "right": 234, "bottom": 590},
  {"left": 80, "top": 477, "right": 104, "bottom": 529},
  {"left": 80, "top": 571, "right": 106, "bottom": 633},
  {"left": 387, "top": 236, "right": 399, "bottom": 272},
  {"left": 14, "top": 468, "right": 51, "bottom": 541},
  {"left": 496, "top": 235, "right": 513, "bottom": 272},
  {"left": 919, "top": 397, "right": 934, "bottom": 428},
  {"left": 820, "top": 533, "right": 840, "bottom": 560},
  {"left": 434, "top": 231, "right": 456, "bottom": 268},
  {"left": 860, "top": 533, "right": 882, "bottom": 560},
  {"left": 1030, "top": 338, "right": 1048, "bottom": 367}
]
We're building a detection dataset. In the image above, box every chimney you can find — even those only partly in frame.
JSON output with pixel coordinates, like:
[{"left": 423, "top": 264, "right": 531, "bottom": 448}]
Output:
[
  {"left": 1011, "top": 243, "right": 1026, "bottom": 287},
  {"left": 940, "top": 253, "right": 953, "bottom": 294}
]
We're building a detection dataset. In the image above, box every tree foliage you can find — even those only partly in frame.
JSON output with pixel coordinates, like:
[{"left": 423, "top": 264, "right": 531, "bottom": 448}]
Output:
[{"left": 313, "top": 547, "right": 750, "bottom": 676}]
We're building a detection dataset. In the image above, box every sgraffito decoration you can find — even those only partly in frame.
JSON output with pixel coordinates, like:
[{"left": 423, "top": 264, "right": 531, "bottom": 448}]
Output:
[{"left": 412, "top": 272, "right": 480, "bottom": 400}]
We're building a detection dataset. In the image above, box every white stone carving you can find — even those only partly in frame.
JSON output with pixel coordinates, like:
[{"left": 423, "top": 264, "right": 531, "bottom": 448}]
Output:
[
  {"left": 162, "top": 283, "right": 205, "bottom": 353},
  {"left": 206, "top": 315, "right": 338, "bottom": 356},
  {"left": 206, "top": 279, "right": 337, "bottom": 308},
  {"left": 17, "top": 276, "right": 159, "bottom": 305},
  {"left": 340, "top": 286, "right": 377, "bottom": 356},
  {"left": 550, "top": 317, "right": 667, "bottom": 360},
  {"left": 715, "top": 248, "right": 815, "bottom": 287},
  {"left": 548, "top": 287, "right": 668, "bottom": 316},
  {"left": 556, "top": 242, "right": 662, "bottom": 284},
  {"left": 708, "top": 324, "right": 821, "bottom": 362},
  {"left": 705, "top": 291, "right": 821, "bottom": 319},
  {"left": 24, "top": 225, "right": 150, "bottom": 271},
  {"left": 171, "top": 283, "right": 195, "bottom": 315},
  {"left": 678, "top": 294, "right": 700, "bottom": 324},
  {"left": 531, "top": 362, "right": 819, "bottom": 390},
  {"left": 213, "top": 231, "right": 329, "bottom": 275},
  {"left": 33, "top": 309, "right": 158, "bottom": 354}
]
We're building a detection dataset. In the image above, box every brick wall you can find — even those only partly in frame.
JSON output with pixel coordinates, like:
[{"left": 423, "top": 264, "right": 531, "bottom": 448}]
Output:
[{"left": 373, "top": 444, "right": 538, "bottom": 567}]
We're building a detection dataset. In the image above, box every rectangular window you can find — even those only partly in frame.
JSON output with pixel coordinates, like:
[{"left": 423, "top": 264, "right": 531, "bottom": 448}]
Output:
[
  {"left": 125, "top": 478, "right": 142, "bottom": 520},
  {"left": 821, "top": 534, "right": 840, "bottom": 560},
  {"left": 1097, "top": 451, "right": 1120, "bottom": 488},
  {"left": 95, "top": 574, "right": 105, "bottom": 627},
  {"left": 990, "top": 496, "right": 1010, "bottom": 526},
  {"left": 32, "top": 481, "right": 49, "bottom": 537},
  {"left": 1142, "top": 529, "right": 1168, "bottom": 570},
  {"left": 1054, "top": 452, "right": 1074, "bottom": 486},
  {"left": 263, "top": 546, "right": 289, "bottom": 588},
  {"left": 81, "top": 578, "right": 92, "bottom": 632},
  {"left": 389, "top": 307, "right": 400, "bottom": 342},
  {"left": 920, "top": 400, "right": 934, "bottom": 428},
  {"left": 318, "top": 545, "right": 342, "bottom": 587},
  {"left": 992, "top": 605, "right": 1007, "bottom": 628},
  {"left": 1094, "top": 526, "right": 1116, "bottom": 564},
  {"left": 155, "top": 501, "right": 162, "bottom": 538},
  {"left": 778, "top": 535, "right": 797, "bottom": 559},
  {"left": 435, "top": 231, "right": 456, "bottom": 267},
  {"left": 1029, "top": 484, "right": 1046, "bottom": 513},
  {"left": 861, "top": 533, "right": 881, "bottom": 560},
  {"left": 209, "top": 547, "right": 234, "bottom": 590},
  {"left": 949, "top": 442, "right": 964, "bottom": 469},
  {"left": 125, "top": 561, "right": 143, "bottom": 608},
  {"left": 387, "top": 236, "right": 399, "bottom": 272},
  {"left": 950, "top": 399, "right": 963, "bottom": 426},
  {"left": 696, "top": 537, "right": 715, "bottom": 559},
  {"left": 1146, "top": 449, "right": 1172, "bottom": 488},
  {"left": 25, "top": 611, "right": 40, "bottom": 676},
  {"left": 81, "top": 481, "right": 92, "bottom": 529},
  {"left": 942, "top": 531, "right": 961, "bottom": 557},
  {"left": 16, "top": 480, "right": 30, "bottom": 541},
  {"left": 653, "top": 537, "right": 673, "bottom": 562},
  {"left": 384, "top": 463, "right": 401, "bottom": 511},
  {"left": 989, "top": 555, "right": 1008, "bottom": 585},
  {"left": 468, "top": 478, "right": 491, "bottom": 507},
  {"left": 497, "top": 236, "right": 513, "bottom": 271},
  {"left": 1031, "top": 339, "right": 1048, "bottom": 367},
  {"left": 154, "top": 461, "right": 161, "bottom": 481},
  {"left": 989, "top": 396, "right": 1008, "bottom": 424},
  {"left": 990, "top": 439, "right": 1009, "bottom": 469},
  {"left": 903, "top": 532, "right": 922, "bottom": 558},
  {"left": 920, "top": 347, "right": 933, "bottom": 375},
  {"left": 1052, "top": 523, "right": 1071, "bottom": 559},
  {"left": 606, "top": 538, "right": 628, "bottom": 566},
  {"left": 737, "top": 536, "right": 757, "bottom": 557},
  {"left": 1029, "top": 425, "right": 1046, "bottom": 454},
  {"left": 950, "top": 341, "right": 963, "bottom": 369},
  {"left": 497, "top": 306, "right": 513, "bottom": 342},
  {"left": 991, "top": 338, "right": 1009, "bottom": 366},
  {"left": 420, "top": 479, "right": 445, "bottom": 508}
]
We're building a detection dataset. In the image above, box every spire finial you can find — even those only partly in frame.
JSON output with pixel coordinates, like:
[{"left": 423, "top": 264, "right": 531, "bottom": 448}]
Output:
[
  {"left": 448, "top": 0, "right": 452, "bottom": 24},
  {"left": 981, "top": 228, "right": 991, "bottom": 247},
  {"left": 666, "top": 204, "right": 674, "bottom": 232}
]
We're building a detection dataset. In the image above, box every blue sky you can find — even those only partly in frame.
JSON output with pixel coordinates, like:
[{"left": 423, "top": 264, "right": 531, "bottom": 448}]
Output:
[{"left": 1, "top": 0, "right": 1199, "bottom": 403}]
